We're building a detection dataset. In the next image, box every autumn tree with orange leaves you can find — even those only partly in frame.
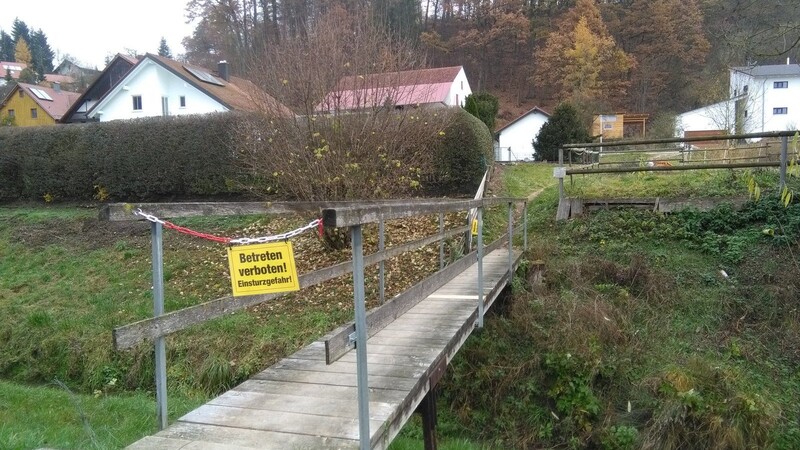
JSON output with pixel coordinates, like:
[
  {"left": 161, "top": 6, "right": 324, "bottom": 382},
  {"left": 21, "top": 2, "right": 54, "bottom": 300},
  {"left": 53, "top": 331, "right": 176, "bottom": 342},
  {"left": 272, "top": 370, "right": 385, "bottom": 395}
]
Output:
[{"left": 532, "top": 0, "right": 633, "bottom": 116}]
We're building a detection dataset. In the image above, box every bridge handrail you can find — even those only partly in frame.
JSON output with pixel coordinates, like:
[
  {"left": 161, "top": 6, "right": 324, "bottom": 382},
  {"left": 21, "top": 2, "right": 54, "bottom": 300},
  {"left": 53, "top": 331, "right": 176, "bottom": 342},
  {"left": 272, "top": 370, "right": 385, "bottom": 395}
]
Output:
[
  {"left": 101, "top": 197, "right": 526, "bottom": 351},
  {"left": 322, "top": 197, "right": 524, "bottom": 228}
]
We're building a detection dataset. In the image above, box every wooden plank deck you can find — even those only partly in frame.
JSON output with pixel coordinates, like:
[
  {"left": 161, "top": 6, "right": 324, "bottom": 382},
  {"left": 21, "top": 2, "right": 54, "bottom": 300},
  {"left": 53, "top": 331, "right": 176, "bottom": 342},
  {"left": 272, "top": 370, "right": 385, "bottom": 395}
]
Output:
[{"left": 127, "top": 247, "right": 522, "bottom": 450}]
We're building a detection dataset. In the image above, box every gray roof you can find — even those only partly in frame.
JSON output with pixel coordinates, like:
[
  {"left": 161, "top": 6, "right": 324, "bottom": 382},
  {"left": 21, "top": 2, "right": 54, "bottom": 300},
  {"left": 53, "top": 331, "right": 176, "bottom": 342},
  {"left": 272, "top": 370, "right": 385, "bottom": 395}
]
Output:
[{"left": 731, "top": 64, "right": 800, "bottom": 77}]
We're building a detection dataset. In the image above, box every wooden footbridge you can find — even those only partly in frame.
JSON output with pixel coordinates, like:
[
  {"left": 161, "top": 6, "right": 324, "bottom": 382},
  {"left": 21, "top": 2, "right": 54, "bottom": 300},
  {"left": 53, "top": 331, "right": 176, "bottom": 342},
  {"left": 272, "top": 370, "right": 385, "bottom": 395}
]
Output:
[{"left": 102, "top": 197, "right": 527, "bottom": 449}]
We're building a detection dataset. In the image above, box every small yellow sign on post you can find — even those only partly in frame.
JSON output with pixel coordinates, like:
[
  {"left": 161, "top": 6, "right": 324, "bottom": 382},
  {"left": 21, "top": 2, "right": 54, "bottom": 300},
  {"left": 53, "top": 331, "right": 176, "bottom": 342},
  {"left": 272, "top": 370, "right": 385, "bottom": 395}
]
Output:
[
  {"left": 471, "top": 218, "right": 479, "bottom": 236},
  {"left": 227, "top": 242, "right": 300, "bottom": 296}
]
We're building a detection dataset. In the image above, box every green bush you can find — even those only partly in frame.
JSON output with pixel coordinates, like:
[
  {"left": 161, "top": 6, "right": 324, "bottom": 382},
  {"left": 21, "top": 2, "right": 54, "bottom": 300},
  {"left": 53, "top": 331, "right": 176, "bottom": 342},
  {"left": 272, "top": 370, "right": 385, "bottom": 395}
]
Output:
[{"left": 430, "top": 108, "right": 494, "bottom": 195}]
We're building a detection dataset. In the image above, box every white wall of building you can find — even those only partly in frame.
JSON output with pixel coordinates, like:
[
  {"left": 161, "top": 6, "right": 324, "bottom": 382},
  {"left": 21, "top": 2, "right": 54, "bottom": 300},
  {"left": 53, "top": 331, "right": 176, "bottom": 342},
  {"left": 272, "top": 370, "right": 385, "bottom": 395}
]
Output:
[
  {"left": 728, "top": 68, "right": 800, "bottom": 134},
  {"left": 495, "top": 110, "right": 549, "bottom": 161},
  {"left": 444, "top": 67, "right": 471, "bottom": 107},
  {"left": 89, "top": 59, "right": 227, "bottom": 122},
  {"left": 675, "top": 99, "right": 735, "bottom": 137}
]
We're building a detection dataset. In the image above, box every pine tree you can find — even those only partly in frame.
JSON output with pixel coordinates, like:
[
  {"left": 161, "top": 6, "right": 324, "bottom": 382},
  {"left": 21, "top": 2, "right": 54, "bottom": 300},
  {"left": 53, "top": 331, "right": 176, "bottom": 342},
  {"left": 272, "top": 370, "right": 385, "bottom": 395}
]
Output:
[
  {"left": 532, "top": 103, "right": 590, "bottom": 162},
  {"left": 29, "top": 29, "right": 55, "bottom": 76},
  {"left": 11, "top": 18, "right": 30, "bottom": 44},
  {"left": 157, "top": 37, "right": 172, "bottom": 58},
  {"left": 0, "top": 31, "right": 14, "bottom": 61}
]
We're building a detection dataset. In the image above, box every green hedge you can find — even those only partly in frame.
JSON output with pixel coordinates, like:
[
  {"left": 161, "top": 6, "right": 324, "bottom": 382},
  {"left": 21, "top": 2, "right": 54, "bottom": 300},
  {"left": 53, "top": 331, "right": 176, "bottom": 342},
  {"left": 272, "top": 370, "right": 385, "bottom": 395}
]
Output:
[
  {"left": 0, "top": 114, "right": 240, "bottom": 202},
  {"left": 0, "top": 109, "right": 492, "bottom": 202}
]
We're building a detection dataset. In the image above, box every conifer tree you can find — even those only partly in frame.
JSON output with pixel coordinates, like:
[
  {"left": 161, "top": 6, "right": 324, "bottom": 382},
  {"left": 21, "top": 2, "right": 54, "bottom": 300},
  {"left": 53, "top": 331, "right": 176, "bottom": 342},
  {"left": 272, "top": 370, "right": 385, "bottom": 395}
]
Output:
[
  {"left": 157, "top": 37, "right": 172, "bottom": 58},
  {"left": 29, "top": 29, "right": 55, "bottom": 75},
  {"left": 532, "top": 103, "right": 590, "bottom": 162},
  {"left": 464, "top": 92, "right": 499, "bottom": 131},
  {"left": 0, "top": 31, "right": 14, "bottom": 61},
  {"left": 11, "top": 18, "right": 30, "bottom": 45}
]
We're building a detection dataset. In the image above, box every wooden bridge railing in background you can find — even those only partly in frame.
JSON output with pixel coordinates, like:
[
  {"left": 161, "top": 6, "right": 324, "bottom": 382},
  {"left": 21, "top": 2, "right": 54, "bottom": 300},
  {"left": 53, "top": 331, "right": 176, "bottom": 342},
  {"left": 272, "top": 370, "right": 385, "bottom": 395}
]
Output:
[{"left": 555, "top": 130, "right": 799, "bottom": 220}]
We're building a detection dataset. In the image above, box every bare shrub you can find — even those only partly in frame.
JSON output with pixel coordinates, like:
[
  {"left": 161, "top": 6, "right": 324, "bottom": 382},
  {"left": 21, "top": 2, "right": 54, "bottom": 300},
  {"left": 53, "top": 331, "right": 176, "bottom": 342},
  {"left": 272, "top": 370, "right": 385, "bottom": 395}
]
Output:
[{"left": 237, "top": 4, "right": 455, "bottom": 201}]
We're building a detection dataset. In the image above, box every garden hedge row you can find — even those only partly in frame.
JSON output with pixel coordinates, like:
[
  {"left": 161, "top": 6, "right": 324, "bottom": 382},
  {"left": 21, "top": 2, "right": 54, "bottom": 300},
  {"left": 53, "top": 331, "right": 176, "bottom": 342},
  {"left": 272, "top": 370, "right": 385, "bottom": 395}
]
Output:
[{"left": 0, "top": 109, "right": 493, "bottom": 202}]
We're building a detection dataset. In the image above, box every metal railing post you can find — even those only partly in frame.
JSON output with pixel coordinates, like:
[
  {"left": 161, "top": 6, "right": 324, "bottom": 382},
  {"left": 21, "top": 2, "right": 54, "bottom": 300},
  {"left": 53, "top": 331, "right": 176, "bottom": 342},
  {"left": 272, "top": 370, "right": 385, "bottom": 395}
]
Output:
[
  {"left": 523, "top": 201, "right": 528, "bottom": 251},
  {"left": 558, "top": 147, "right": 565, "bottom": 202},
  {"left": 507, "top": 202, "right": 513, "bottom": 279},
  {"left": 378, "top": 218, "right": 385, "bottom": 304},
  {"left": 476, "top": 207, "right": 484, "bottom": 329},
  {"left": 351, "top": 225, "right": 371, "bottom": 449},
  {"left": 151, "top": 222, "right": 168, "bottom": 431},
  {"left": 438, "top": 212, "right": 445, "bottom": 270},
  {"left": 780, "top": 135, "right": 788, "bottom": 191}
]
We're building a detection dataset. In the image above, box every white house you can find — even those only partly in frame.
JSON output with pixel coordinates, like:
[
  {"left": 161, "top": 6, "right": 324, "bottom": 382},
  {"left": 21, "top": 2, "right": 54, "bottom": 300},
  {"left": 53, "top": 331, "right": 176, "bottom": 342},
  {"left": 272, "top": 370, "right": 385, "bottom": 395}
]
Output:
[
  {"left": 677, "top": 61, "right": 800, "bottom": 138},
  {"left": 83, "top": 54, "right": 289, "bottom": 122},
  {"left": 317, "top": 66, "right": 471, "bottom": 112},
  {"left": 494, "top": 106, "right": 550, "bottom": 162}
]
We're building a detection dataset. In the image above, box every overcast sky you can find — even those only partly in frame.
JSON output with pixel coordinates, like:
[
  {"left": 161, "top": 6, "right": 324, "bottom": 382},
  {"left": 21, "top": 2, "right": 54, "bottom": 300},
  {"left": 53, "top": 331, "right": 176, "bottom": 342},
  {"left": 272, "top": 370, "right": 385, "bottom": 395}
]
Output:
[{"left": 2, "top": 0, "right": 196, "bottom": 69}]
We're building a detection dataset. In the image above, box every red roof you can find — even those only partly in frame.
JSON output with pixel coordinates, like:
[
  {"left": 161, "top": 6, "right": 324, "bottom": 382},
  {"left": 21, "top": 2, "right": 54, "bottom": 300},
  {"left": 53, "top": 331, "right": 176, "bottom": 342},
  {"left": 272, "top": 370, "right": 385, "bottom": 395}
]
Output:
[
  {"left": 1, "top": 61, "right": 28, "bottom": 80},
  {"left": 44, "top": 74, "right": 76, "bottom": 84},
  {"left": 318, "top": 66, "right": 464, "bottom": 111},
  {"left": 14, "top": 82, "right": 81, "bottom": 121}
]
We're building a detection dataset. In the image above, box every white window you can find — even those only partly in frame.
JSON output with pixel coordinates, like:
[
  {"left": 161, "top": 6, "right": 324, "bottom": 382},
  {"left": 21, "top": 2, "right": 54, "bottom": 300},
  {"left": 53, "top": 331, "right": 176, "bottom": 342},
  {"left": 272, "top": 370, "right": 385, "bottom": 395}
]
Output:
[
  {"left": 774, "top": 81, "right": 788, "bottom": 89},
  {"left": 132, "top": 95, "right": 142, "bottom": 111},
  {"left": 179, "top": 96, "right": 186, "bottom": 107},
  {"left": 774, "top": 107, "right": 788, "bottom": 115}
]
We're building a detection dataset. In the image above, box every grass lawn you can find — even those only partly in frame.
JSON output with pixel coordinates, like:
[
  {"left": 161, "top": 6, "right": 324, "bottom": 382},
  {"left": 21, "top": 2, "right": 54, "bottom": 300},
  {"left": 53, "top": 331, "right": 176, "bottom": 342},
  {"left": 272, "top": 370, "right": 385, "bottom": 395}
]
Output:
[{"left": 0, "top": 380, "right": 204, "bottom": 449}]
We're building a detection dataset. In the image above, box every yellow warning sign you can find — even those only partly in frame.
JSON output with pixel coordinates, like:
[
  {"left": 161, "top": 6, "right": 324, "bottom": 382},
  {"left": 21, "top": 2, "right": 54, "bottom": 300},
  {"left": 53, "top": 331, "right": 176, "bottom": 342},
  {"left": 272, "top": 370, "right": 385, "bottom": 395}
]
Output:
[
  {"left": 471, "top": 218, "right": 479, "bottom": 236},
  {"left": 227, "top": 242, "right": 300, "bottom": 296}
]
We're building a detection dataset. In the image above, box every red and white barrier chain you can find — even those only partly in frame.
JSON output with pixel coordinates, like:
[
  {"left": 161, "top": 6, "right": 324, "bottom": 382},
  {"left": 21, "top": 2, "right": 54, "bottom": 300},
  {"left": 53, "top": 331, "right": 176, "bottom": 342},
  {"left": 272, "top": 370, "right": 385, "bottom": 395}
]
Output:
[{"left": 134, "top": 209, "right": 322, "bottom": 245}]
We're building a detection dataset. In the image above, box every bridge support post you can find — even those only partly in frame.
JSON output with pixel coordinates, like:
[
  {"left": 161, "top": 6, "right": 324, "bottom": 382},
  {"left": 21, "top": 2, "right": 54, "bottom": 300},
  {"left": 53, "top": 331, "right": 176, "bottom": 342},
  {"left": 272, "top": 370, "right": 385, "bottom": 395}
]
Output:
[
  {"left": 477, "top": 207, "right": 484, "bottom": 328},
  {"left": 418, "top": 388, "right": 439, "bottom": 450},
  {"left": 351, "top": 225, "right": 371, "bottom": 449},
  {"left": 151, "top": 222, "right": 168, "bottom": 431}
]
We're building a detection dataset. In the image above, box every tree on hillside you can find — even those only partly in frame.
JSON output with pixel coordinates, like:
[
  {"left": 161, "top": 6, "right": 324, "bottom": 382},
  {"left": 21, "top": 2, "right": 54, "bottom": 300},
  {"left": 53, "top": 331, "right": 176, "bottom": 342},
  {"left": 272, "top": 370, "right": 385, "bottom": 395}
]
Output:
[
  {"left": 157, "top": 37, "right": 172, "bottom": 58},
  {"left": 0, "top": 31, "right": 13, "bottom": 61},
  {"left": 533, "top": 102, "right": 590, "bottom": 162},
  {"left": 11, "top": 18, "right": 29, "bottom": 44},
  {"left": 617, "top": 0, "right": 709, "bottom": 112},
  {"left": 533, "top": 0, "right": 633, "bottom": 112},
  {"left": 373, "top": 0, "right": 422, "bottom": 41},
  {"left": 29, "top": 29, "right": 55, "bottom": 75},
  {"left": 14, "top": 39, "right": 31, "bottom": 65},
  {"left": 464, "top": 92, "right": 499, "bottom": 131},
  {"left": 445, "top": 5, "right": 530, "bottom": 93}
]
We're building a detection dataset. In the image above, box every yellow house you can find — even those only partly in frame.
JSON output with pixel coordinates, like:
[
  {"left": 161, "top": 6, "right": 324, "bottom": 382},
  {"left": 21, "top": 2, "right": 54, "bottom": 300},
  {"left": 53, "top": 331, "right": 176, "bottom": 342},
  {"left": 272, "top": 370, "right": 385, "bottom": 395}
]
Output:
[
  {"left": 592, "top": 113, "right": 649, "bottom": 139},
  {"left": 0, "top": 82, "right": 80, "bottom": 127}
]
